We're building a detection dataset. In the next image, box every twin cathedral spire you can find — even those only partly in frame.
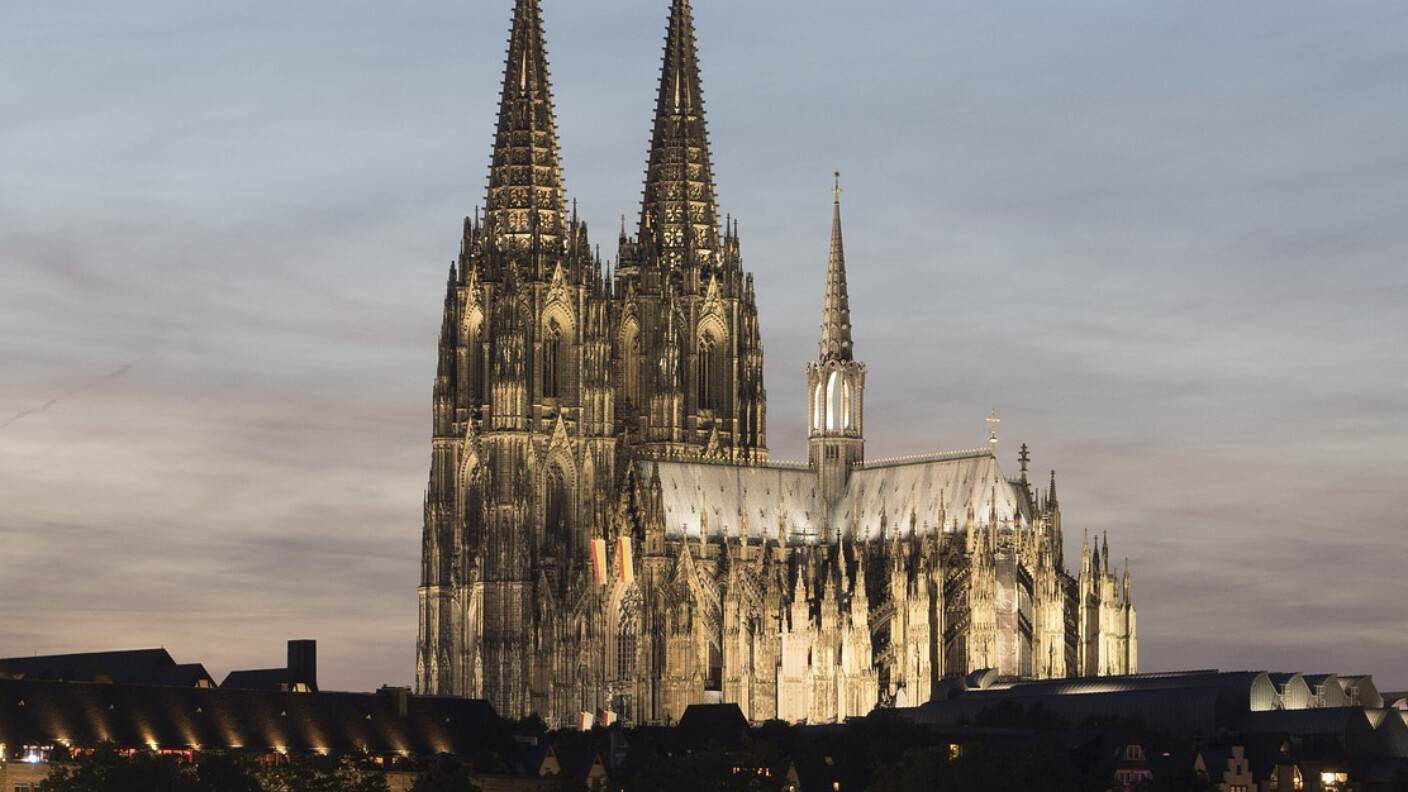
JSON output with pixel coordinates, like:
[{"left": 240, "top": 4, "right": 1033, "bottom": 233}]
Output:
[
  {"left": 639, "top": 0, "right": 722, "bottom": 270},
  {"left": 420, "top": 0, "right": 1137, "bottom": 725},
  {"left": 484, "top": 0, "right": 565, "bottom": 245},
  {"left": 443, "top": 0, "right": 848, "bottom": 467}
]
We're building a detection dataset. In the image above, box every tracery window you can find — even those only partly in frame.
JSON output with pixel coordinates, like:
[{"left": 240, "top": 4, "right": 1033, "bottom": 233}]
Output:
[
  {"left": 622, "top": 323, "right": 642, "bottom": 406},
  {"left": 543, "top": 322, "right": 562, "bottom": 399},
  {"left": 545, "top": 466, "right": 568, "bottom": 545},
  {"left": 617, "top": 608, "right": 638, "bottom": 681},
  {"left": 697, "top": 336, "right": 718, "bottom": 410},
  {"left": 465, "top": 310, "right": 484, "bottom": 404},
  {"left": 825, "top": 371, "right": 840, "bottom": 431}
]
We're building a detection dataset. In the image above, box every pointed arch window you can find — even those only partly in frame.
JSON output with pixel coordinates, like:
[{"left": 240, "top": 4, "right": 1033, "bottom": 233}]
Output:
[
  {"left": 545, "top": 466, "right": 569, "bottom": 545},
  {"left": 616, "top": 605, "right": 638, "bottom": 681},
  {"left": 697, "top": 336, "right": 718, "bottom": 410},
  {"left": 465, "top": 310, "right": 485, "bottom": 405},
  {"left": 622, "top": 322, "right": 642, "bottom": 406},
  {"left": 543, "top": 321, "right": 562, "bottom": 399},
  {"left": 826, "top": 371, "right": 840, "bottom": 431}
]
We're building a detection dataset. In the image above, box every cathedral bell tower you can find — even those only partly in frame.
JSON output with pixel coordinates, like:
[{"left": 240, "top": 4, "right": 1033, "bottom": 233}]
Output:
[{"left": 807, "top": 175, "right": 866, "bottom": 507}]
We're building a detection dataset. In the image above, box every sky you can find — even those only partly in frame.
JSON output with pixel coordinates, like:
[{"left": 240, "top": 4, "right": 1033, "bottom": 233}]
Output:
[{"left": 2, "top": 0, "right": 1406, "bottom": 693}]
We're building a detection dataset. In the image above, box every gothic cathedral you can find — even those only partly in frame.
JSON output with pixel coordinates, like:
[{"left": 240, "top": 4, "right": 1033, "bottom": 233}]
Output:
[{"left": 417, "top": 0, "right": 1136, "bottom": 727}]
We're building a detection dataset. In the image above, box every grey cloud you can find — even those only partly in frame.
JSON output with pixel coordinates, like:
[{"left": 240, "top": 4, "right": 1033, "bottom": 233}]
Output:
[{"left": 2, "top": 0, "right": 1405, "bottom": 691}]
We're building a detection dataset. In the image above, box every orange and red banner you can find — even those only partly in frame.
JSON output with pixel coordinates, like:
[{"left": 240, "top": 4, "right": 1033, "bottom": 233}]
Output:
[
  {"left": 618, "top": 535, "right": 634, "bottom": 585},
  {"left": 591, "top": 539, "right": 609, "bottom": 586}
]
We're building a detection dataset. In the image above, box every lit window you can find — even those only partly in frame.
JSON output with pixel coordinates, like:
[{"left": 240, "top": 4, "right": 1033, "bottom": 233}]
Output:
[{"left": 825, "top": 371, "right": 839, "bottom": 430}]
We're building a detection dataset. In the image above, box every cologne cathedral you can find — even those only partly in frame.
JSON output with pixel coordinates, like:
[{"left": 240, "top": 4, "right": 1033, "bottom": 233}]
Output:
[{"left": 417, "top": 0, "right": 1137, "bottom": 727}]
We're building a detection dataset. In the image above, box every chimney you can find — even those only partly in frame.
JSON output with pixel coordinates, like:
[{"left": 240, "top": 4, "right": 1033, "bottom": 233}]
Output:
[
  {"left": 287, "top": 640, "right": 317, "bottom": 692},
  {"left": 379, "top": 685, "right": 410, "bottom": 718}
]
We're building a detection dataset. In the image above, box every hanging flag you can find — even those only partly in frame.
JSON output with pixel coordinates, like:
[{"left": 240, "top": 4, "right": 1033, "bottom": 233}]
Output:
[
  {"left": 591, "top": 539, "right": 609, "bottom": 586},
  {"left": 601, "top": 710, "right": 618, "bottom": 727},
  {"left": 618, "top": 535, "right": 634, "bottom": 585},
  {"left": 579, "top": 711, "right": 595, "bottom": 731}
]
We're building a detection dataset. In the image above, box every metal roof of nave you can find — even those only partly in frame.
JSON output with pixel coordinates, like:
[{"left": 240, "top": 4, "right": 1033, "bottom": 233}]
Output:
[{"left": 645, "top": 452, "right": 1030, "bottom": 545}]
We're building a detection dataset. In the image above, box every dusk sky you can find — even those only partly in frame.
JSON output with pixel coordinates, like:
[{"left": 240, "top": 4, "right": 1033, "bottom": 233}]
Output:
[{"left": 3, "top": 1, "right": 1405, "bottom": 692}]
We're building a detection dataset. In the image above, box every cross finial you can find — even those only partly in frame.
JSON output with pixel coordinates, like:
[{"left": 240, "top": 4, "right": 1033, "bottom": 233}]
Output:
[
  {"left": 1019, "top": 443, "right": 1030, "bottom": 473},
  {"left": 833, "top": 171, "right": 842, "bottom": 203},
  {"left": 987, "top": 409, "right": 1001, "bottom": 450}
]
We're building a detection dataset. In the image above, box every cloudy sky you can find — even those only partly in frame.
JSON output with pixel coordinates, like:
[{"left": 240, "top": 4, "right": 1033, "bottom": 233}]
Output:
[{"left": 3, "top": 0, "right": 1405, "bottom": 693}]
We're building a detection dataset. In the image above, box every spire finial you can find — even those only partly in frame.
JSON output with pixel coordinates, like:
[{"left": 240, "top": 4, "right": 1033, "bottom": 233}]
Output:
[
  {"left": 483, "top": 0, "right": 566, "bottom": 246},
  {"left": 818, "top": 172, "right": 853, "bottom": 361},
  {"left": 638, "top": 0, "right": 720, "bottom": 271},
  {"left": 987, "top": 409, "right": 1001, "bottom": 452}
]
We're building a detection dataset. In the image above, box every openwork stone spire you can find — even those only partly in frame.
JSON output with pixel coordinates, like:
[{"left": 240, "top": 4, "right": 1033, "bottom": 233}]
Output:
[
  {"left": 484, "top": 0, "right": 566, "bottom": 246},
  {"left": 819, "top": 173, "right": 853, "bottom": 361},
  {"left": 638, "top": 0, "right": 721, "bottom": 270}
]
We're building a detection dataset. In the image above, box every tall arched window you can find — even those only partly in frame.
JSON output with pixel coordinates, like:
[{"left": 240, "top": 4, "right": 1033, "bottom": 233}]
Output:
[
  {"left": 697, "top": 337, "right": 717, "bottom": 410},
  {"left": 543, "top": 322, "right": 562, "bottom": 399},
  {"left": 545, "top": 466, "right": 568, "bottom": 544},
  {"left": 813, "top": 382, "right": 825, "bottom": 431},
  {"left": 826, "top": 371, "right": 840, "bottom": 431},
  {"left": 617, "top": 607, "right": 638, "bottom": 681},
  {"left": 622, "top": 322, "right": 641, "bottom": 406}
]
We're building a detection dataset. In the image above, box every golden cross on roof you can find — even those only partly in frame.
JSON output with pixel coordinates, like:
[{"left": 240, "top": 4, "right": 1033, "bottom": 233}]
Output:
[
  {"left": 833, "top": 171, "right": 842, "bottom": 202},
  {"left": 987, "top": 409, "right": 1001, "bottom": 447}
]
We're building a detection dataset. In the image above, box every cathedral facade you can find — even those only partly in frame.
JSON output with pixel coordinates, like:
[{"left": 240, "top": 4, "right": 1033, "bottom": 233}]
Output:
[{"left": 417, "top": 0, "right": 1136, "bottom": 727}]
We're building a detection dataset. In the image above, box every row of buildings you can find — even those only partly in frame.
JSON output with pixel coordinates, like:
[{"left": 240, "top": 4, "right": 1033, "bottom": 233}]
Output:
[{"left": 0, "top": 645, "right": 1404, "bottom": 791}]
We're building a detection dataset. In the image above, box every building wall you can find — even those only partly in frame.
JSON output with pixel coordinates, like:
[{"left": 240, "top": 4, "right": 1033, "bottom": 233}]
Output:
[{"left": 415, "top": 0, "right": 1138, "bottom": 728}]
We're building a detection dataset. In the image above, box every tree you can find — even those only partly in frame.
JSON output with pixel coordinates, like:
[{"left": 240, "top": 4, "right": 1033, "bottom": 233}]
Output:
[
  {"left": 194, "top": 753, "right": 265, "bottom": 792},
  {"left": 258, "top": 754, "right": 389, "bottom": 792},
  {"left": 625, "top": 749, "right": 779, "bottom": 792},
  {"left": 409, "top": 755, "right": 482, "bottom": 792},
  {"left": 865, "top": 743, "right": 1107, "bottom": 792},
  {"left": 538, "top": 769, "right": 589, "bottom": 792},
  {"left": 1133, "top": 767, "right": 1221, "bottom": 792},
  {"left": 38, "top": 747, "right": 199, "bottom": 792}
]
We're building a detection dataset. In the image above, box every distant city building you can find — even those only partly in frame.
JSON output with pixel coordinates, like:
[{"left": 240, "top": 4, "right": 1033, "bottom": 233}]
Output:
[
  {"left": 898, "top": 668, "right": 1408, "bottom": 792},
  {"left": 416, "top": 0, "right": 1136, "bottom": 727},
  {"left": 0, "top": 648, "right": 214, "bottom": 689},
  {"left": 1, "top": 640, "right": 319, "bottom": 695},
  {"left": 0, "top": 661, "right": 1403, "bottom": 791},
  {"left": 221, "top": 639, "right": 318, "bottom": 693}
]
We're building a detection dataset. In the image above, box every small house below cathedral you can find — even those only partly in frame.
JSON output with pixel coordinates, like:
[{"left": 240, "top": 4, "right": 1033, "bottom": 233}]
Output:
[{"left": 417, "top": 0, "right": 1137, "bottom": 728}]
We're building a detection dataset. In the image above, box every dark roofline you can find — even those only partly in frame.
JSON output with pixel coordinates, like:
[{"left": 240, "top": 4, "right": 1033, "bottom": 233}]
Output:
[{"left": 0, "top": 677, "right": 518, "bottom": 764}]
